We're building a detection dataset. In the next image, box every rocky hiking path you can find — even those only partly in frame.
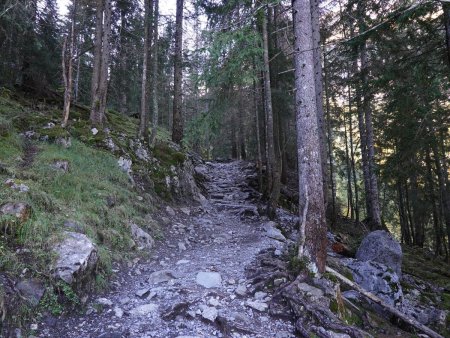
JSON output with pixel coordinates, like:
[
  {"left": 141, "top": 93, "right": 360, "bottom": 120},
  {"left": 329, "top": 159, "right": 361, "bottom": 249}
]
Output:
[{"left": 37, "top": 161, "right": 296, "bottom": 338}]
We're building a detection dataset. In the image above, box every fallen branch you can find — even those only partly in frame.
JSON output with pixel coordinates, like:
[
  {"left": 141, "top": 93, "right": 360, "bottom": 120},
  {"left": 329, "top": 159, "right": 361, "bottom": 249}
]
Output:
[{"left": 325, "top": 266, "right": 444, "bottom": 338}]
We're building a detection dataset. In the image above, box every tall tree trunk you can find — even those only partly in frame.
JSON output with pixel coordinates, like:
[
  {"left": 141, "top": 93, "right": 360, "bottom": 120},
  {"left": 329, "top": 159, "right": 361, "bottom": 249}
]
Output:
[
  {"left": 443, "top": 3, "right": 450, "bottom": 66},
  {"left": 138, "top": 0, "right": 153, "bottom": 140},
  {"left": 172, "top": 0, "right": 184, "bottom": 144},
  {"left": 348, "top": 87, "right": 359, "bottom": 223},
  {"left": 62, "top": 0, "right": 76, "bottom": 127},
  {"left": 425, "top": 149, "right": 442, "bottom": 255},
  {"left": 433, "top": 146, "right": 450, "bottom": 257},
  {"left": 343, "top": 104, "right": 354, "bottom": 219},
  {"left": 150, "top": 0, "right": 159, "bottom": 145},
  {"left": 253, "top": 76, "right": 263, "bottom": 192},
  {"left": 310, "top": 0, "right": 328, "bottom": 211},
  {"left": 398, "top": 180, "right": 411, "bottom": 245},
  {"left": 90, "top": 0, "right": 111, "bottom": 127},
  {"left": 118, "top": 6, "right": 128, "bottom": 115},
  {"left": 292, "top": 0, "right": 327, "bottom": 274},
  {"left": 90, "top": 0, "right": 104, "bottom": 125},
  {"left": 262, "top": 9, "right": 280, "bottom": 219}
]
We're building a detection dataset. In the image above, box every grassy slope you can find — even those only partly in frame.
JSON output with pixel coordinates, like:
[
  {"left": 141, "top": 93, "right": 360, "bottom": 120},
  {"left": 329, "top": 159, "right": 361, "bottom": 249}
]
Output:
[{"left": 0, "top": 90, "right": 178, "bottom": 327}]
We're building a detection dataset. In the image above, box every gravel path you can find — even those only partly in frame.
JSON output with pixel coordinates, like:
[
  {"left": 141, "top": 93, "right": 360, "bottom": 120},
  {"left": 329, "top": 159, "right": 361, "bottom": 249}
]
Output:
[{"left": 37, "top": 161, "right": 296, "bottom": 338}]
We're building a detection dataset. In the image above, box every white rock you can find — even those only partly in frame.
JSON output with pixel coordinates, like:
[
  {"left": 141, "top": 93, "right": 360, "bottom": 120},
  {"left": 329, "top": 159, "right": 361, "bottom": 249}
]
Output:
[
  {"left": 91, "top": 127, "right": 98, "bottom": 135},
  {"left": 178, "top": 242, "right": 187, "bottom": 251},
  {"left": 180, "top": 207, "right": 190, "bottom": 215},
  {"left": 148, "top": 270, "right": 177, "bottom": 284},
  {"left": 135, "top": 288, "right": 150, "bottom": 298},
  {"left": 254, "top": 292, "right": 267, "bottom": 300},
  {"left": 196, "top": 272, "right": 222, "bottom": 288},
  {"left": 201, "top": 306, "right": 218, "bottom": 322},
  {"left": 246, "top": 300, "right": 268, "bottom": 312},
  {"left": 208, "top": 297, "right": 221, "bottom": 307},
  {"left": 114, "top": 307, "right": 124, "bottom": 318}
]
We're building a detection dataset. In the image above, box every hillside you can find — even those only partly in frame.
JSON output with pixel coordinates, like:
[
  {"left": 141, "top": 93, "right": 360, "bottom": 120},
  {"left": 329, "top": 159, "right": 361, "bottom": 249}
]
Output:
[{"left": 0, "top": 91, "right": 449, "bottom": 337}]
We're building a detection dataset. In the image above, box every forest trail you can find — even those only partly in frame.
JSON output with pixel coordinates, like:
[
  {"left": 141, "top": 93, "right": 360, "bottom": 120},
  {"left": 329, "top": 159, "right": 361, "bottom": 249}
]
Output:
[{"left": 37, "top": 161, "right": 296, "bottom": 338}]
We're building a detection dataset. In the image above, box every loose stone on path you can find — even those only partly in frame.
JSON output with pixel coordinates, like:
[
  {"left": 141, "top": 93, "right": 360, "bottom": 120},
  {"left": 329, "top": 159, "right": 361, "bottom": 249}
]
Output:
[{"left": 196, "top": 271, "right": 222, "bottom": 288}]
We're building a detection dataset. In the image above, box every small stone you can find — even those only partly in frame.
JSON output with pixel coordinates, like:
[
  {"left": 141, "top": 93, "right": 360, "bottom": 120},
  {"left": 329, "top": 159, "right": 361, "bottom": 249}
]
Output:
[
  {"left": 208, "top": 298, "right": 220, "bottom": 307},
  {"left": 114, "top": 307, "right": 124, "bottom": 318},
  {"left": 176, "top": 259, "right": 190, "bottom": 265},
  {"left": 166, "top": 206, "right": 176, "bottom": 216},
  {"left": 235, "top": 285, "right": 247, "bottom": 296},
  {"left": 245, "top": 300, "right": 268, "bottom": 312},
  {"left": 30, "top": 324, "right": 38, "bottom": 330},
  {"left": 273, "top": 278, "right": 285, "bottom": 287},
  {"left": 135, "top": 288, "right": 150, "bottom": 298},
  {"left": 91, "top": 127, "right": 99, "bottom": 135},
  {"left": 148, "top": 270, "right": 176, "bottom": 284},
  {"left": 201, "top": 306, "right": 218, "bottom": 322},
  {"left": 254, "top": 291, "right": 267, "bottom": 300},
  {"left": 180, "top": 207, "right": 190, "bottom": 215},
  {"left": 196, "top": 272, "right": 222, "bottom": 288},
  {"left": 96, "top": 298, "right": 113, "bottom": 307},
  {"left": 178, "top": 242, "right": 187, "bottom": 251},
  {"left": 129, "top": 303, "right": 158, "bottom": 316}
]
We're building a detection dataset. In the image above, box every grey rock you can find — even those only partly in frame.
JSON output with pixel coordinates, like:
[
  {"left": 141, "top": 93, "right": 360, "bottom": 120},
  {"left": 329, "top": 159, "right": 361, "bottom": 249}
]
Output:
[
  {"left": 0, "top": 202, "right": 32, "bottom": 224},
  {"left": 356, "top": 230, "right": 402, "bottom": 277},
  {"left": 148, "top": 270, "right": 176, "bottom": 284},
  {"left": 118, "top": 157, "right": 132, "bottom": 174},
  {"left": 15, "top": 279, "right": 45, "bottom": 306},
  {"left": 135, "top": 288, "right": 150, "bottom": 298},
  {"left": 235, "top": 284, "right": 247, "bottom": 296},
  {"left": 130, "top": 223, "right": 154, "bottom": 250},
  {"left": 263, "top": 222, "right": 286, "bottom": 242},
  {"left": 113, "top": 307, "right": 124, "bottom": 318},
  {"left": 178, "top": 242, "right": 187, "bottom": 251},
  {"left": 166, "top": 206, "right": 176, "bottom": 216},
  {"left": 196, "top": 272, "right": 222, "bottom": 288},
  {"left": 95, "top": 298, "right": 113, "bottom": 307},
  {"left": 129, "top": 303, "right": 158, "bottom": 316},
  {"left": 201, "top": 306, "right": 218, "bottom": 322},
  {"left": 51, "top": 160, "right": 69, "bottom": 172},
  {"left": 245, "top": 300, "right": 268, "bottom": 312},
  {"left": 346, "top": 259, "right": 403, "bottom": 306},
  {"left": 55, "top": 136, "right": 72, "bottom": 148},
  {"left": 52, "top": 232, "right": 98, "bottom": 285},
  {"left": 254, "top": 291, "right": 267, "bottom": 300}
]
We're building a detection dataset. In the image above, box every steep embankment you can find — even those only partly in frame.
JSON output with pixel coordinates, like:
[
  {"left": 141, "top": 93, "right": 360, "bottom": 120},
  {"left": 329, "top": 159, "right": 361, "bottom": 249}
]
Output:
[{"left": 0, "top": 89, "right": 202, "bottom": 335}]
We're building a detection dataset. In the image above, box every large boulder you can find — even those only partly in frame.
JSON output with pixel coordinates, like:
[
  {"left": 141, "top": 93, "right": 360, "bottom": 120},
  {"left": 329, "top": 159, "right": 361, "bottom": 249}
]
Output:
[
  {"left": 52, "top": 232, "right": 98, "bottom": 285},
  {"left": 356, "top": 230, "right": 402, "bottom": 277},
  {"left": 346, "top": 259, "right": 403, "bottom": 307}
]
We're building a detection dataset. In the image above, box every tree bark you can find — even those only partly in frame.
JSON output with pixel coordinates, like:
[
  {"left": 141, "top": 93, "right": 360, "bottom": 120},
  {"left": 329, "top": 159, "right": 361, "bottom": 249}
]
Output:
[
  {"left": 292, "top": 0, "right": 327, "bottom": 274},
  {"left": 172, "top": 0, "right": 184, "bottom": 144},
  {"left": 310, "top": 0, "right": 328, "bottom": 211},
  {"left": 150, "top": 0, "right": 159, "bottom": 145},
  {"left": 138, "top": 0, "right": 153, "bottom": 140},
  {"left": 262, "top": 9, "right": 280, "bottom": 219},
  {"left": 61, "top": 0, "right": 77, "bottom": 127},
  {"left": 90, "top": 0, "right": 111, "bottom": 127}
]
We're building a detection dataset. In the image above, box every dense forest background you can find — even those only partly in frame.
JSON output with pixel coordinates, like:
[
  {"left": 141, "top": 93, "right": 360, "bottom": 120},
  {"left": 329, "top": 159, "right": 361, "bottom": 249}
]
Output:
[{"left": 1, "top": 0, "right": 449, "bottom": 258}]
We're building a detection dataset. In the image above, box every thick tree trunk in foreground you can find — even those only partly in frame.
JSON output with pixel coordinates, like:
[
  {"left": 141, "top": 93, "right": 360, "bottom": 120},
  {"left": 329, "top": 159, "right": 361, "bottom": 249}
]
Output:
[
  {"left": 262, "top": 10, "right": 280, "bottom": 219},
  {"left": 172, "top": 0, "right": 184, "bottom": 144},
  {"left": 292, "top": 0, "right": 327, "bottom": 274},
  {"left": 90, "top": 0, "right": 111, "bottom": 127}
]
